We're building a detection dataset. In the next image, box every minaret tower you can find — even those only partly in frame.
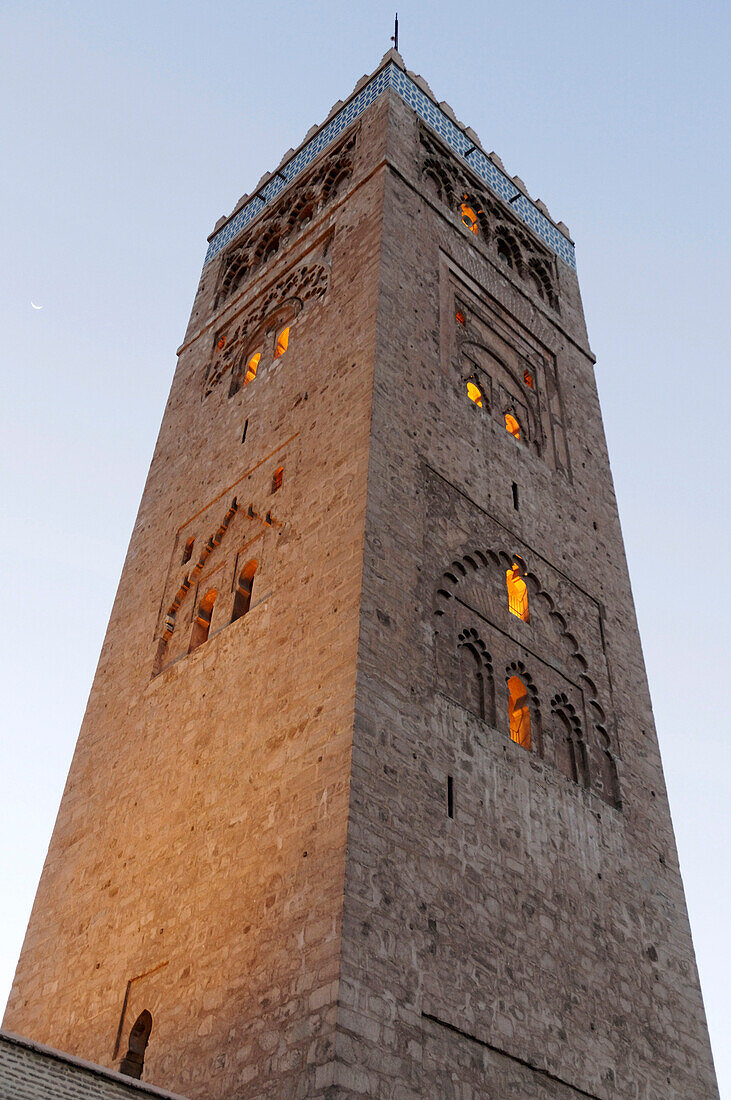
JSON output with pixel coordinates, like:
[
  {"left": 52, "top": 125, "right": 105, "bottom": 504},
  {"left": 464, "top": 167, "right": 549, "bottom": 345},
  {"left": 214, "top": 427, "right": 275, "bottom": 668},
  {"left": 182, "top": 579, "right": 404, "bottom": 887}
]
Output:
[{"left": 4, "top": 52, "right": 718, "bottom": 1098}]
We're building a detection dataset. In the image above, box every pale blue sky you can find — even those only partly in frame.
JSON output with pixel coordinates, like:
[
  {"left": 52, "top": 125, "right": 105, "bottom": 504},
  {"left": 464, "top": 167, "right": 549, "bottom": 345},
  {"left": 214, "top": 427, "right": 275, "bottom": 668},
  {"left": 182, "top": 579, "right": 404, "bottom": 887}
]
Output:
[{"left": 1, "top": 0, "right": 729, "bottom": 1092}]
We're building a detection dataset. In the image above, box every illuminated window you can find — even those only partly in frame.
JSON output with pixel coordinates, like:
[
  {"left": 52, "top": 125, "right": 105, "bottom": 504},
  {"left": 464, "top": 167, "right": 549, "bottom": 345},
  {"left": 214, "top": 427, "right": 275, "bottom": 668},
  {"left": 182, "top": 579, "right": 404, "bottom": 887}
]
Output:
[
  {"left": 523, "top": 370, "right": 534, "bottom": 389},
  {"left": 189, "top": 588, "right": 217, "bottom": 652},
  {"left": 216, "top": 335, "right": 226, "bottom": 351},
  {"left": 467, "top": 381, "right": 483, "bottom": 407},
  {"left": 244, "top": 351, "right": 261, "bottom": 385},
  {"left": 182, "top": 536, "right": 194, "bottom": 565},
  {"left": 505, "top": 412, "right": 520, "bottom": 440},
  {"left": 455, "top": 309, "right": 466, "bottom": 325},
  {"left": 232, "top": 560, "right": 257, "bottom": 622},
  {"left": 506, "top": 564, "right": 529, "bottom": 621},
  {"left": 271, "top": 466, "right": 283, "bottom": 494},
  {"left": 119, "top": 1011, "right": 152, "bottom": 1080},
  {"left": 274, "top": 326, "right": 290, "bottom": 359},
  {"left": 460, "top": 203, "right": 479, "bottom": 234},
  {"left": 507, "top": 676, "right": 531, "bottom": 750}
]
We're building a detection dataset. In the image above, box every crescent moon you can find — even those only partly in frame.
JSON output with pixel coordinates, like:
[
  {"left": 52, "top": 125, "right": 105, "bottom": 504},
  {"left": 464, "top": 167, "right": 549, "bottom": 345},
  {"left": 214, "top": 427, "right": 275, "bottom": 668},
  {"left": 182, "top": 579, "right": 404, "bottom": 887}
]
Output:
[{"left": 31, "top": 301, "right": 43, "bottom": 310}]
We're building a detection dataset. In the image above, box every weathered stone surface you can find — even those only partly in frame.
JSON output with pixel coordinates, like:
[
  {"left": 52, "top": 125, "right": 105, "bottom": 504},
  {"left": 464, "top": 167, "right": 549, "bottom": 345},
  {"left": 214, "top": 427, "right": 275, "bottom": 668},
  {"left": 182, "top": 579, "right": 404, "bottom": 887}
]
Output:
[{"left": 3, "top": 63, "right": 718, "bottom": 1100}]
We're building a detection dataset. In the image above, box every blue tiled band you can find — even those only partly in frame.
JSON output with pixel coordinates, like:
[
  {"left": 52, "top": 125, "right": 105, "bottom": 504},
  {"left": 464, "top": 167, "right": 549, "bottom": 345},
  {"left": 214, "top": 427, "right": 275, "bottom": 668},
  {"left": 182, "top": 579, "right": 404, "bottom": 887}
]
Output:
[{"left": 204, "top": 64, "right": 575, "bottom": 269}]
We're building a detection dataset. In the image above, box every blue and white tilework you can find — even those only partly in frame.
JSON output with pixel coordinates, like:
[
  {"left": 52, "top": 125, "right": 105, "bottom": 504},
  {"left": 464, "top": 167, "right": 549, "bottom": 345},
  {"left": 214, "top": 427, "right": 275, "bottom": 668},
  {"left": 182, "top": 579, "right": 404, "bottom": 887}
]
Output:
[{"left": 204, "top": 63, "right": 576, "bottom": 269}]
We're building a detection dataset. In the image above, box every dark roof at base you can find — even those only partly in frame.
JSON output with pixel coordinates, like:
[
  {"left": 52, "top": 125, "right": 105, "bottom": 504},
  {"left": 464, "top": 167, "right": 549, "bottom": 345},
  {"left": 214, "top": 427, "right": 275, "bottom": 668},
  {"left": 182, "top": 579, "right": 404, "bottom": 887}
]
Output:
[{"left": 0, "top": 1031, "right": 189, "bottom": 1100}]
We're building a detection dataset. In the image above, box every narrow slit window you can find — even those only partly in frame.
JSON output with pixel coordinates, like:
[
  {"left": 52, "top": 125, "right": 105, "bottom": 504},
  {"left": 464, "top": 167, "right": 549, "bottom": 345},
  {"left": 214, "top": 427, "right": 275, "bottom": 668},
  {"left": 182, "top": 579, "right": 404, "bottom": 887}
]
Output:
[
  {"left": 505, "top": 412, "right": 521, "bottom": 440},
  {"left": 274, "top": 326, "right": 290, "bottom": 359},
  {"left": 119, "top": 1010, "right": 152, "bottom": 1080},
  {"left": 447, "top": 775, "right": 454, "bottom": 819},
  {"left": 506, "top": 564, "right": 529, "bottom": 621},
  {"left": 467, "top": 380, "right": 483, "bottom": 407},
  {"left": 189, "top": 588, "right": 217, "bottom": 652},
  {"left": 512, "top": 482, "right": 519, "bottom": 510},
  {"left": 271, "top": 466, "right": 284, "bottom": 493},
  {"left": 241, "top": 419, "right": 249, "bottom": 444},
  {"left": 232, "top": 560, "right": 258, "bottom": 622},
  {"left": 182, "top": 536, "right": 194, "bottom": 564},
  {"left": 508, "top": 676, "right": 531, "bottom": 750}
]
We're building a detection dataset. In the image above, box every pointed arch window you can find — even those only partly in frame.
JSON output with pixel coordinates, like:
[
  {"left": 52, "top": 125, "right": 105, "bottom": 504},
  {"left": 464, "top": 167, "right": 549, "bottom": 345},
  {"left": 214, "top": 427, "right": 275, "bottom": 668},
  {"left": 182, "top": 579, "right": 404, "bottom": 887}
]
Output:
[
  {"left": 508, "top": 676, "right": 531, "bottom": 750},
  {"left": 505, "top": 412, "right": 521, "bottom": 440},
  {"left": 460, "top": 202, "right": 479, "bottom": 234},
  {"left": 506, "top": 564, "right": 529, "bottom": 621},
  {"left": 119, "top": 1011, "right": 152, "bottom": 1080},
  {"left": 467, "top": 380, "right": 483, "bottom": 407},
  {"left": 244, "top": 351, "right": 261, "bottom": 385},
  {"left": 189, "top": 588, "right": 217, "bottom": 652},
  {"left": 232, "top": 560, "right": 258, "bottom": 622},
  {"left": 274, "top": 326, "right": 290, "bottom": 359}
]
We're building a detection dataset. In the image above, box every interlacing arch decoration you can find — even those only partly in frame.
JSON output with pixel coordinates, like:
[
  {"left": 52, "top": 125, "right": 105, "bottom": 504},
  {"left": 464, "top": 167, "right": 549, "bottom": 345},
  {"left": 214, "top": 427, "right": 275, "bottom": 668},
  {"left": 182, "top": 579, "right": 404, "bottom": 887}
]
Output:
[
  {"left": 433, "top": 546, "right": 620, "bottom": 806},
  {"left": 215, "top": 130, "right": 356, "bottom": 307},
  {"left": 153, "top": 497, "right": 239, "bottom": 674},
  {"left": 419, "top": 126, "right": 559, "bottom": 311},
  {"left": 457, "top": 337, "right": 542, "bottom": 455},
  {"left": 205, "top": 262, "right": 330, "bottom": 398}
]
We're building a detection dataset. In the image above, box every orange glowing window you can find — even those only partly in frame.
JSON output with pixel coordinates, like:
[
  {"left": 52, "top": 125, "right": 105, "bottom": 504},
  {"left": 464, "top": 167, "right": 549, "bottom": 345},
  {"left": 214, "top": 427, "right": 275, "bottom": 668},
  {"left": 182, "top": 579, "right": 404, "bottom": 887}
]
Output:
[
  {"left": 271, "top": 466, "right": 283, "bottom": 493},
  {"left": 274, "top": 326, "right": 290, "bottom": 359},
  {"left": 460, "top": 203, "right": 479, "bottom": 234},
  {"left": 455, "top": 309, "right": 466, "bottom": 325},
  {"left": 508, "top": 676, "right": 531, "bottom": 750},
  {"left": 523, "top": 370, "right": 534, "bottom": 389},
  {"left": 244, "top": 351, "right": 261, "bottom": 385},
  {"left": 189, "top": 588, "right": 217, "bottom": 652},
  {"left": 467, "top": 381, "right": 483, "bottom": 407},
  {"left": 505, "top": 412, "right": 521, "bottom": 440},
  {"left": 231, "top": 559, "right": 257, "bottom": 623},
  {"left": 216, "top": 335, "right": 226, "bottom": 351},
  {"left": 506, "top": 564, "right": 529, "bottom": 621},
  {"left": 182, "top": 536, "right": 195, "bottom": 565}
]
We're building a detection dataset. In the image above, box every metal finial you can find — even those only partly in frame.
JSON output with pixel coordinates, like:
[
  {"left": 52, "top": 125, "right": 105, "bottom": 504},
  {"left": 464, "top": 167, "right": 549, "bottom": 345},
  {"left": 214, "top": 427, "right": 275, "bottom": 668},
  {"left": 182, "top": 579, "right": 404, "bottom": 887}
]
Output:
[{"left": 391, "top": 12, "right": 399, "bottom": 51}]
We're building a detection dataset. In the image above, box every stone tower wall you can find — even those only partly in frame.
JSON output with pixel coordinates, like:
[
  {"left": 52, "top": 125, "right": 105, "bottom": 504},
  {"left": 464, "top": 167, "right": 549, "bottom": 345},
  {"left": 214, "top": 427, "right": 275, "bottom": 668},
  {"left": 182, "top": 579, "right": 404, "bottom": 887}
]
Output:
[
  {"left": 4, "top": 93, "right": 392, "bottom": 1100},
  {"left": 4, "top": 61, "right": 718, "bottom": 1100},
  {"left": 333, "top": 91, "right": 718, "bottom": 1098}
]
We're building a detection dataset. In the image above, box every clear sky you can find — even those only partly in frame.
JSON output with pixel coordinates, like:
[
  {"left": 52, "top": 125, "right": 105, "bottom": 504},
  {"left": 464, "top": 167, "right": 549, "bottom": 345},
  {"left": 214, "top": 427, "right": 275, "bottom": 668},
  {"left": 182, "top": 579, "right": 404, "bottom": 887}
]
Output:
[{"left": 1, "top": 0, "right": 729, "bottom": 1092}]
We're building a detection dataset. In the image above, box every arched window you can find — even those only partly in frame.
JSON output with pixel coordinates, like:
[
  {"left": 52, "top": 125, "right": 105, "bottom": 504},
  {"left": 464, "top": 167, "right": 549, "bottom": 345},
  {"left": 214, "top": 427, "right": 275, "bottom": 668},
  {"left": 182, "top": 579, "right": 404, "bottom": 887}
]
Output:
[
  {"left": 274, "top": 326, "right": 290, "bottom": 359},
  {"left": 244, "top": 351, "right": 261, "bottom": 385},
  {"left": 189, "top": 588, "right": 217, "bottom": 652},
  {"left": 460, "top": 202, "right": 479, "bottom": 234},
  {"left": 555, "top": 710, "right": 580, "bottom": 783},
  {"left": 271, "top": 466, "right": 283, "bottom": 493},
  {"left": 467, "top": 380, "right": 483, "bottom": 407},
  {"left": 504, "top": 412, "right": 521, "bottom": 439},
  {"left": 455, "top": 630, "right": 496, "bottom": 725},
  {"left": 119, "top": 1010, "right": 152, "bottom": 1080},
  {"left": 507, "top": 676, "right": 531, "bottom": 750},
  {"left": 182, "top": 536, "right": 194, "bottom": 565},
  {"left": 497, "top": 239, "right": 513, "bottom": 267},
  {"left": 232, "top": 560, "right": 257, "bottom": 622},
  {"left": 506, "top": 564, "right": 529, "bottom": 621}
]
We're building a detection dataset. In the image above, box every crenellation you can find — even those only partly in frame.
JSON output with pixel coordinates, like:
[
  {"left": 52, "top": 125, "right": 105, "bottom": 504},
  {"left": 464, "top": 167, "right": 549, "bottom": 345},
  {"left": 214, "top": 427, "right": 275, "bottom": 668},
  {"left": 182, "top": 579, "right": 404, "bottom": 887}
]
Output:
[{"left": 3, "top": 53, "right": 717, "bottom": 1100}]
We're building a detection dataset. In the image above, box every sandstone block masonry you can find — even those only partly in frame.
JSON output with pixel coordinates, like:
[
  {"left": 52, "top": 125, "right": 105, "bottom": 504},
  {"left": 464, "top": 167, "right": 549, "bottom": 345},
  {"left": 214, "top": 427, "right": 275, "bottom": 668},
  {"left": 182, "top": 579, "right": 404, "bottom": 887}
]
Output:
[{"left": 4, "top": 52, "right": 718, "bottom": 1099}]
